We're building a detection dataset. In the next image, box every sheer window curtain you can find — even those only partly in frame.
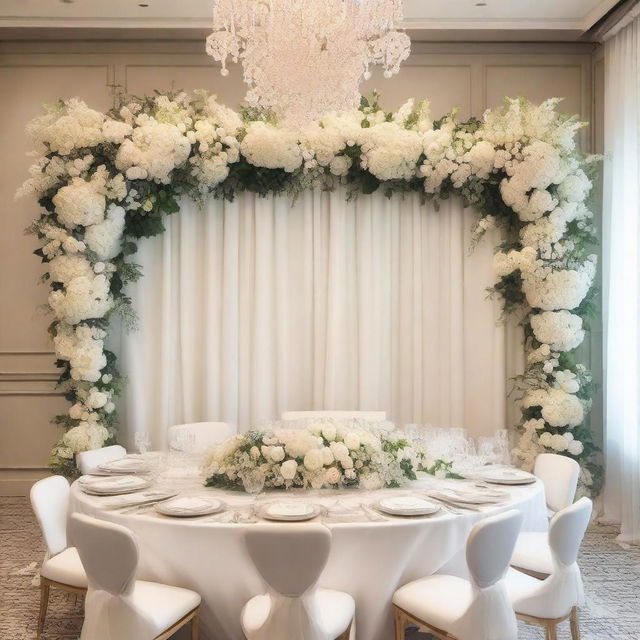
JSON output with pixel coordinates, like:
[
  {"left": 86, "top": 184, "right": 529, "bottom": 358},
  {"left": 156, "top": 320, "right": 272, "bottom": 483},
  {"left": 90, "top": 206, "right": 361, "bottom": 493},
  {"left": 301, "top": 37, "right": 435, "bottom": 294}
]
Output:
[
  {"left": 117, "top": 189, "right": 523, "bottom": 450},
  {"left": 602, "top": 15, "right": 640, "bottom": 545}
]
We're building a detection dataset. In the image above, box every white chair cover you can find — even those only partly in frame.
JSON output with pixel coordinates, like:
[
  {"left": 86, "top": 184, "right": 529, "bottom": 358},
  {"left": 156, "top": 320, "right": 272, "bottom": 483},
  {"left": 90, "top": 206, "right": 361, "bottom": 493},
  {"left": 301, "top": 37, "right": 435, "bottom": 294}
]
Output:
[
  {"left": 393, "top": 509, "right": 522, "bottom": 640},
  {"left": 508, "top": 497, "right": 592, "bottom": 620},
  {"left": 281, "top": 411, "right": 386, "bottom": 422},
  {"left": 76, "top": 445, "right": 127, "bottom": 475},
  {"left": 450, "top": 510, "right": 522, "bottom": 640},
  {"left": 70, "top": 513, "right": 200, "bottom": 640},
  {"left": 30, "top": 475, "right": 70, "bottom": 558},
  {"left": 167, "top": 421, "right": 235, "bottom": 452},
  {"left": 534, "top": 453, "right": 580, "bottom": 515},
  {"left": 243, "top": 523, "right": 353, "bottom": 640}
]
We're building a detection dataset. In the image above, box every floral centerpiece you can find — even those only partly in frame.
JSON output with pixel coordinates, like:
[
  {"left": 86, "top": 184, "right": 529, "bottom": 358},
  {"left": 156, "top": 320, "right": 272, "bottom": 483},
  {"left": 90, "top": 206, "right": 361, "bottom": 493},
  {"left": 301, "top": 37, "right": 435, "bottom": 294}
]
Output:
[{"left": 203, "top": 422, "right": 430, "bottom": 491}]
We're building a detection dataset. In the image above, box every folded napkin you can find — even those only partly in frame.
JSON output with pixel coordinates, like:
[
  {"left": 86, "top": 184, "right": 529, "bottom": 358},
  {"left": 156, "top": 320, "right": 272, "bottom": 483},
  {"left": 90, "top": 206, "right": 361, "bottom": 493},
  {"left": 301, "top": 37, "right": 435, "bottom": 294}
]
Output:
[
  {"left": 100, "top": 457, "right": 146, "bottom": 470},
  {"left": 267, "top": 502, "right": 312, "bottom": 517},
  {"left": 434, "top": 489, "right": 504, "bottom": 505},
  {"left": 379, "top": 496, "right": 434, "bottom": 511},
  {"left": 163, "top": 497, "right": 213, "bottom": 512},
  {"left": 80, "top": 475, "right": 141, "bottom": 488}
]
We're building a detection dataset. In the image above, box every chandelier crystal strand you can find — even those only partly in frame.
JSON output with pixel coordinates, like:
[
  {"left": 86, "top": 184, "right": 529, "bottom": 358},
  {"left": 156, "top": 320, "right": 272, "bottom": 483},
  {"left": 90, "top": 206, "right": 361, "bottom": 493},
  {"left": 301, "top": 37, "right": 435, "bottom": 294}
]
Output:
[{"left": 206, "top": 0, "right": 411, "bottom": 125}]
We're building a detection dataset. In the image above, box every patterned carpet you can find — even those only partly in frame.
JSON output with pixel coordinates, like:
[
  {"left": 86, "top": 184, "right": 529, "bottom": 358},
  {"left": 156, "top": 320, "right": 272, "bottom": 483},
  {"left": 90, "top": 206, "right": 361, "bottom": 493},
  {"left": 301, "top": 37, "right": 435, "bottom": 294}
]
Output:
[{"left": 1, "top": 496, "right": 639, "bottom": 640}]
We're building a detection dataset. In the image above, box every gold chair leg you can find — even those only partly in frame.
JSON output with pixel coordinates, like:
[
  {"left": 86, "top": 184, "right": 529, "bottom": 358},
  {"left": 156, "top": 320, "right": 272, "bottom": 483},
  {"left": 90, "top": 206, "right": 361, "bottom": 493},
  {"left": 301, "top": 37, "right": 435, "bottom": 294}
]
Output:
[
  {"left": 191, "top": 607, "right": 199, "bottom": 640},
  {"left": 570, "top": 607, "right": 581, "bottom": 640},
  {"left": 37, "top": 579, "right": 50, "bottom": 638},
  {"left": 336, "top": 620, "right": 352, "bottom": 640},
  {"left": 394, "top": 606, "right": 406, "bottom": 640},
  {"left": 546, "top": 623, "right": 558, "bottom": 640}
]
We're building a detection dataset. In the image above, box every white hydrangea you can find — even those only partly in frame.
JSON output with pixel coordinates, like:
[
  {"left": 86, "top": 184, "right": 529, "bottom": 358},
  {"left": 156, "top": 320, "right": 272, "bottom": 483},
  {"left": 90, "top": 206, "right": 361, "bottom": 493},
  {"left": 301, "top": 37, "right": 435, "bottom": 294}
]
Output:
[
  {"left": 557, "top": 169, "right": 591, "bottom": 203},
  {"left": 48, "top": 254, "right": 94, "bottom": 284},
  {"left": 393, "top": 99, "right": 432, "bottom": 133},
  {"left": 302, "top": 123, "right": 348, "bottom": 166},
  {"left": 115, "top": 115, "right": 191, "bottom": 183},
  {"left": 465, "top": 140, "right": 496, "bottom": 179},
  {"left": 49, "top": 274, "right": 113, "bottom": 324},
  {"left": 523, "top": 387, "right": 584, "bottom": 427},
  {"left": 530, "top": 310, "right": 585, "bottom": 352},
  {"left": 201, "top": 94, "right": 244, "bottom": 133},
  {"left": 522, "top": 258, "right": 596, "bottom": 311},
  {"left": 241, "top": 122, "right": 302, "bottom": 172},
  {"left": 52, "top": 177, "right": 106, "bottom": 229},
  {"left": 320, "top": 110, "right": 364, "bottom": 145},
  {"left": 493, "top": 246, "right": 537, "bottom": 277},
  {"left": 84, "top": 204, "right": 125, "bottom": 261},
  {"left": 102, "top": 119, "right": 133, "bottom": 144},
  {"left": 53, "top": 323, "right": 107, "bottom": 382},
  {"left": 26, "top": 98, "right": 105, "bottom": 156},
  {"left": 63, "top": 421, "right": 109, "bottom": 453},
  {"left": 519, "top": 216, "right": 566, "bottom": 253}
]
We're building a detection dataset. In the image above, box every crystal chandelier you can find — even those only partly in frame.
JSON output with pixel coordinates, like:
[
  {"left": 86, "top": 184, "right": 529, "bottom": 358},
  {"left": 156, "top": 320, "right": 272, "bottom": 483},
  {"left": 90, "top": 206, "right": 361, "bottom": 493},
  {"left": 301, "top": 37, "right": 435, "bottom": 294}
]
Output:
[{"left": 205, "top": 0, "right": 411, "bottom": 125}]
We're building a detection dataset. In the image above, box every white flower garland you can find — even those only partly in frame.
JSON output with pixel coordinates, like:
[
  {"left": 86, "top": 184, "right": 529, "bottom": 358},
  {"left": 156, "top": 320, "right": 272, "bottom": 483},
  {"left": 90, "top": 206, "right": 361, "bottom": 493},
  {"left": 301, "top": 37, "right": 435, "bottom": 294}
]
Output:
[{"left": 18, "top": 91, "right": 600, "bottom": 490}]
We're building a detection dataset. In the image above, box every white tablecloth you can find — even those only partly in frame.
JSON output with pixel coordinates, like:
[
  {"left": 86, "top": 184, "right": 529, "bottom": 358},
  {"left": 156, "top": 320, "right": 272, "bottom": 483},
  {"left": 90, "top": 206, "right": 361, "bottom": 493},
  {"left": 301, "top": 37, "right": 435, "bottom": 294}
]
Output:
[{"left": 70, "top": 474, "right": 547, "bottom": 640}]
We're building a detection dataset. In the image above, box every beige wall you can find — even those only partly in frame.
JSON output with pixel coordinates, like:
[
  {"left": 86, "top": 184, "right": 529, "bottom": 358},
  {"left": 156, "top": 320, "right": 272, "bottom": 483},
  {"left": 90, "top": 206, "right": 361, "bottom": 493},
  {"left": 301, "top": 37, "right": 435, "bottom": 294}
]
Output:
[{"left": 0, "top": 39, "right": 600, "bottom": 494}]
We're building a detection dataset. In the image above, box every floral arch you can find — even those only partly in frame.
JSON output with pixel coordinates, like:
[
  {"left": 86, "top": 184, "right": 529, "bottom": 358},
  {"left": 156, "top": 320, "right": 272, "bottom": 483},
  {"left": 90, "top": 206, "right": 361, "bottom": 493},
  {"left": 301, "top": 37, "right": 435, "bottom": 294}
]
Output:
[{"left": 19, "top": 91, "right": 600, "bottom": 492}]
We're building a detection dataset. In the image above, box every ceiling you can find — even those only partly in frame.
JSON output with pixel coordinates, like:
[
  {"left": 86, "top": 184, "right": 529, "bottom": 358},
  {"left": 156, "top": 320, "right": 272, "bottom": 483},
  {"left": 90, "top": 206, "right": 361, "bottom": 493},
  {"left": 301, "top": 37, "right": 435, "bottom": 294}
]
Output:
[{"left": 0, "top": 0, "right": 623, "bottom": 41}]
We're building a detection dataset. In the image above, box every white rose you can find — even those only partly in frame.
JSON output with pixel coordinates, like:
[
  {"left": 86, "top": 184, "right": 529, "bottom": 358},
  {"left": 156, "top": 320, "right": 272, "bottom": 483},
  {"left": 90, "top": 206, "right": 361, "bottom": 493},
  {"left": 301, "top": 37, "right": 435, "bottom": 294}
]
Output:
[
  {"left": 321, "top": 425, "right": 337, "bottom": 441},
  {"left": 344, "top": 432, "right": 361, "bottom": 450},
  {"left": 340, "top": 456, "right": 354, "bottom": 469},
  {"left": 280, "top": 459, "right": 298, "bottom": 480},
  {"left": 250, "top": 446, "right": 260, "bottom": 460},
  {"left": 321, "top": 447, "right": 334, "bottom": 465},
  {"left": 539, "top": 431, "right": 553, "bottom": 447},
  {"left": 568, "top": 440, "right": 584, "bottom": 456},
  {"left": 304, "top": 449, "right": 324, "bottom": 471},
  {"left": 550, "top": 433, "right": 569, "bottom": 451},
  {"left": 324, "top": 466, "right": 341, "bottom": 485},
  {"left": 68, "top": 403, "right": 84, "bottom": 420},
  {"left": 330, "top": 441, "right": 349, "bottom": 461},
  {"left": 270, "top": 446, "right": 285, "bottom": 462},
  {"left": 329, "top": 155, "right": 352, "bottom": 176}
]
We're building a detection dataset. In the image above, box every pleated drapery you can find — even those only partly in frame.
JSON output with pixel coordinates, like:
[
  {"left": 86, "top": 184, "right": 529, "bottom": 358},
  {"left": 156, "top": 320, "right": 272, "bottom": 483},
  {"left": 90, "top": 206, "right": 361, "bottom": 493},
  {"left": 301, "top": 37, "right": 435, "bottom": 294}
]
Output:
[
  {"left": 118, "top": 189, "right": 523, "bottom": 449},
  {"left": 602, "top": 15, "right": 640, "bottom": 545}
]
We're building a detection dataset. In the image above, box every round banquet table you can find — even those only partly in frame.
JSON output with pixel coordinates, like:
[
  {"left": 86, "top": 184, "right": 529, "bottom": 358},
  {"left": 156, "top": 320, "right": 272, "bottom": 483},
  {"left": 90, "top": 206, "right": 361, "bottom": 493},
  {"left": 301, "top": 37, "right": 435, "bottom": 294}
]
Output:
[{"left": 70, "top": 473, "right": 548, "bottom": 640}]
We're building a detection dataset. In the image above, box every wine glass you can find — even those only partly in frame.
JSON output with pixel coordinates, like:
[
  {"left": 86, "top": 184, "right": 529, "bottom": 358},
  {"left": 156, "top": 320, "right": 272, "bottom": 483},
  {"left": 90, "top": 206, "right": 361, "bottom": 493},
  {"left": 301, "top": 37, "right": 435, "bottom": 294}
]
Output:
[
  {"left": 241, "top": 469, "right": 266, "bottom": 495},
  {"left": 134, "top": 431, "right": 151, "bottom": 455}
]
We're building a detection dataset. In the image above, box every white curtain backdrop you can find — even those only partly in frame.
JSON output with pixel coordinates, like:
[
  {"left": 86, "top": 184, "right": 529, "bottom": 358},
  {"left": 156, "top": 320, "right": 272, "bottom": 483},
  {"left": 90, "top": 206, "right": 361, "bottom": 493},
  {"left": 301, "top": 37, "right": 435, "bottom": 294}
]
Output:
[
  {"left": 602, "top": 16, "right": 640, "bottom": 544},
  {"left": 118, "top": 189, "right": 523, "bottom": 449}
]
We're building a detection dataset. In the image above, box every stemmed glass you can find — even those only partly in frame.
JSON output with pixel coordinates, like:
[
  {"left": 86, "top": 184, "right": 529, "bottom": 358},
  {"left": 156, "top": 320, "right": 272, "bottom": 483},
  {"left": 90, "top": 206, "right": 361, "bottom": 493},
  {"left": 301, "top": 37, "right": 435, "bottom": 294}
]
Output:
[
  {"left": 241, "top": 469, "right": 266, "bottom": 495},
  {"left": 134, "top": 431, "right": 151, "bottom": 455}
]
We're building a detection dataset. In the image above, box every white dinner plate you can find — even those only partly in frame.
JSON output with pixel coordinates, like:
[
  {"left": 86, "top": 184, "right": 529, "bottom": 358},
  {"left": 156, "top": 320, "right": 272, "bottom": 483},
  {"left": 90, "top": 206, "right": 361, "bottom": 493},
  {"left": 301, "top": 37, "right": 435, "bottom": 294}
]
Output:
[
  {"left": 98, "top": 456, "right": 151, "bottom": 474},
  {"left": 260, "top": 502, "right": 320, "bottom": 522},
  {"left": 376, "top": 496, "right": 440, "bottom": 516},
  {"left": 156, "top": 496, "right": 224, "bottom": 517},
  {"left": 79, "top": 474, "right": 150, "bottom": 495},
  {"left": 477, "top": 468, "right": 536, "bottom": 485}
]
